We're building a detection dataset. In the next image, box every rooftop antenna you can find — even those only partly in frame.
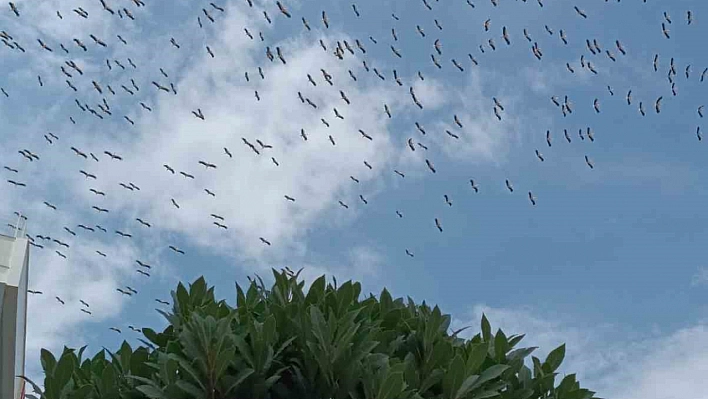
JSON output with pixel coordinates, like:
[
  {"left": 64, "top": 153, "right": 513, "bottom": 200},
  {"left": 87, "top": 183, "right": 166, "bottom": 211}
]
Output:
[{"left": 11, "top": 212, "right": 27, "bottom": 238}]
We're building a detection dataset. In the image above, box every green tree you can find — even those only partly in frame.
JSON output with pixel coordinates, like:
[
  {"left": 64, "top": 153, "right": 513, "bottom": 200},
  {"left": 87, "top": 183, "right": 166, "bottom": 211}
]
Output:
[{"left": 21, "top": 268, "right": 600, "bottom": 399}]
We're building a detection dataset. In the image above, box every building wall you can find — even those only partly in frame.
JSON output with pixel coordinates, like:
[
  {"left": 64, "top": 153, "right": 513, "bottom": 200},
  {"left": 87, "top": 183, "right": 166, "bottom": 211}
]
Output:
[
  {"left": 0, "top": 282, "right": 4, "bottom": 321},
  {"left": 0, "top": 235, "right": 28, "bottom": 399},
  {"left": 0, "top": 282, "right": 4, "bottom": 393},
  {"left": 14, "top": 250, "right": 27, "bottom": 398},
  {"left": 0, "top": 284, "right": 18, "bottom": 399},
  {"left": 0, "top": 238, "right": 13, "bottom": 268}
]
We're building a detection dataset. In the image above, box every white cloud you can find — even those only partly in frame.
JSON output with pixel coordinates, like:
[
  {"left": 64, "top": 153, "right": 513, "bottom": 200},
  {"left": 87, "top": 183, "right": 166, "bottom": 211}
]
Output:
[
  {"left": 692, "top": 266, "right": 708, "bottom": 286},
  {"left": 0, "top": 0, "right": 431, "bottom": 380},
  {"left": 453, "top": 304, "right": 708, "bottom": 399},
  {"left": 430, "top": 69, "right": 522, "bottom": 165},
  {"left": 453, "top": 305, "right": 620, "bottom": 385},
  {"left": 295, "top": 245, "right": 384, "bottom": 291},
  {"left": 606, "top": 325, "right": 708, "bottom": 399}
]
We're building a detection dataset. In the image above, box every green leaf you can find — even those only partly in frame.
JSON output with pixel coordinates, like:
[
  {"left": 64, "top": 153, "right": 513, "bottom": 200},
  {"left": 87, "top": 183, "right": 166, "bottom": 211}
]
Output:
[
  {"left": 443, "top": 354, "right": 466, "bottom": 398},
  {"left": 263, "top": 314, "right": 277, "bottom": 345},
  {"left": 306, "top": 275, "right": 326, "bottom": 304},
  {"left": 451, "top": 325, "right": 472, "bottom": 338},
  {"left": 52, "top": 350, "right": 75, "bottom": 394},
  {"left": 141, "top": 328, "right": 163, "bottom": 347},
  {"left": 222, "top": 367, "right": 254, "bottom": 396},
  {"left": 377, "top": 370, "right": 405, "bottom": 399},
  {"left": 494, "top": 329, "right": 508, "bottom": 361},
  {"left": 557, "top": 373, "right": 577, "bottom": 395},
  {"left": 102, "top": 346, "right": 124, "bottom": 375},
  {"left": 481, "top": 314, "right": 492, "bottom": 342},
  {"left": 532, "top": 356, "right": 544, "bottom": 378},
  {"left": 419, "top": 369, "right": 444, "bottom": 393},
  {"left": 17, "top": 375, "right": 46, "bottom": 399},
  {"left": 336, "top": 280, "right": 355, "bottom": 313},
  {"left": 507, "top": 334, "right": 526, "bottom": 349},
  {"left": 506, "top": 347, "right": 537, "bottom": 362},
  {"left": 40, "top": 349, "right": 57, "bottom": 375},
  {"left": 119, "top": 341, "right": 132, "bottom": 372},
  {"left": 469, "top": 364, "right": 509, "bottom": 391},
  {"left": 77, "top": 345, "right": 88, "bottom": 363},
  {"left": 454, "top": 374, "right": 480, "bottom": 399},
  {"left": 566, "top": 388, "right": 595, "bottom": 399},
  {"left": 125, "top": 375, "right": 159, "bottom": 386},
  {"left": 472, "top": 390, "right": 502, "bottom": 399},
  {"left": 67, "top": 384, "right": 93, "bottom": 399},
  {"left": 176, "top": 380, "right": 203, "bottom": 397},
  {"left": 101, "top": 364, "right": 117, "bottom": 394},
  {"left": 173, "top": 354, "right": 207, "bottom": 391},
  {"left": 264, "top": 374, "right": 282, "bottom": 390},
  {"left": 235, "top": 282, "right": 247, "bottom": 309},
  {"left": 465, "top": 343, "right": 488, "bottom": 375},
  {"left": 176, "top": 283, "right": 189, "bottom": 313},
  {"left": 544, "top": 344, "right": 566, "bottom": 373},
  {"left": 136, "top": 385, "right": 166, "bottom": 399},
  {"left": 190, "top": 276, "right": 207, "bottom": 302}
]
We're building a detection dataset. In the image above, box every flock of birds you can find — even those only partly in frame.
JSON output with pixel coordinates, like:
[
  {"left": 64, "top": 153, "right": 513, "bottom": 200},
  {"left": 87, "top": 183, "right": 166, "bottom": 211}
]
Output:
[{"left": 0, "top": 0, "right": 703, "bottom": 337}]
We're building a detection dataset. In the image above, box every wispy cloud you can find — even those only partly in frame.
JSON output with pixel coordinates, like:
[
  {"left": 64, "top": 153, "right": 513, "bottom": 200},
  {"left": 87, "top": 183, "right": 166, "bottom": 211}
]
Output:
[
  {"left": 453, "top": 304, "right": 708, "bottom": 399},
  {"left": 0, "top": 0, "right": 433, "bottom": 377},
  {"left": 692, "top": 266, "right": 708, "bottom": 287}
]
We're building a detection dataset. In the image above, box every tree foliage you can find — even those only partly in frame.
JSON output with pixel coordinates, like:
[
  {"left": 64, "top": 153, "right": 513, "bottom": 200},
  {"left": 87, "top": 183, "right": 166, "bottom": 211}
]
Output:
[{"left": 21, "top": 268, "right": 600, "bottom": 399}]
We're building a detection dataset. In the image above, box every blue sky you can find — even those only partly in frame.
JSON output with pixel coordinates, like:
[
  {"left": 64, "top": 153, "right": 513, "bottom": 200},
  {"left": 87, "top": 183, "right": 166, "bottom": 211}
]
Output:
[{"left": 2, "top": 0, "right": 708, "bottom": 397}]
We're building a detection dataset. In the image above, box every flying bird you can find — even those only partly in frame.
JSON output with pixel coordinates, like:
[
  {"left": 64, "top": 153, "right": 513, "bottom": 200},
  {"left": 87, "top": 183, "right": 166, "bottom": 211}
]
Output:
[
  {"left": 574, "top": 6, "right": 587, "bottom": 18},
  {"left": 470, "top": 180, "right": 479, "bottom": 193},
  {"left": 9, "top": 2, "right": 19, "bottom": 16},
  {"left": 535, "top": 150, "right": 544, "bottom": 162},
  {"left": 528, "top": 192, "right": 537, "bottom": 206},
  {"left": 276, "top": 1, "right": 291, "bottom": 17},
  {"left": 505, "top": 179, "right": 514, "bottom": 192},
  {"left": 169, "top": 245, "right": 185, "bottom": 254},
  {"left": 198, "top": 160, "right": 217, "bottom": 169},
  {"left": 434, "top": 218, "right": 443, "bottom": 232},
  {"left": 585, "top": 155, "right": 594, "bottom": 169}
]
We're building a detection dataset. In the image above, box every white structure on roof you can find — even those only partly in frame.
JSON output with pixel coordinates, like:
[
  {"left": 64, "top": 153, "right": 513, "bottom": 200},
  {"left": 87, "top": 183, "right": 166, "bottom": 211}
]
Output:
[{"left": 0, "top": 215, "right": 29, "bottom": 399}]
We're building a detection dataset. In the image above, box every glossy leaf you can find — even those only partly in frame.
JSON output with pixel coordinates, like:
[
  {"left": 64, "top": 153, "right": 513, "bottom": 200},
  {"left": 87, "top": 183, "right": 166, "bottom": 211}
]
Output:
[
  {"left": 31, "top": 271, "right": 596, "bottom": 399},
  {"left": 544, "top": 344, "right": 566, "bottom": 373}
]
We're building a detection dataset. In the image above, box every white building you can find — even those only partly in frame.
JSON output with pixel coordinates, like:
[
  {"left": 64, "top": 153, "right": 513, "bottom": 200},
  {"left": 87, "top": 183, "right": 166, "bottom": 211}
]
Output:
[{"left": 0, "top": 217, "right": 29, "bottom": 399}]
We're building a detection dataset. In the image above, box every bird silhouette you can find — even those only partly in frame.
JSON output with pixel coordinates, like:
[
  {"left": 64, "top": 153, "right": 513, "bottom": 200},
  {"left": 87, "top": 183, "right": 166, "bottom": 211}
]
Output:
[
  {"left": 435, "top": 218, "right": 443, "bottom": 232},
  {"left": 169, "top": 245, "right": 185, "bottom": 254},
  {"left": 585, "top": 156, "right": 594, "bottom": 169},
  {"left": 528, "top": 192, "right": 537, "bottom": 206},
  {"left": 505, "top": 179, "right": 514, "bottom": 192}
]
